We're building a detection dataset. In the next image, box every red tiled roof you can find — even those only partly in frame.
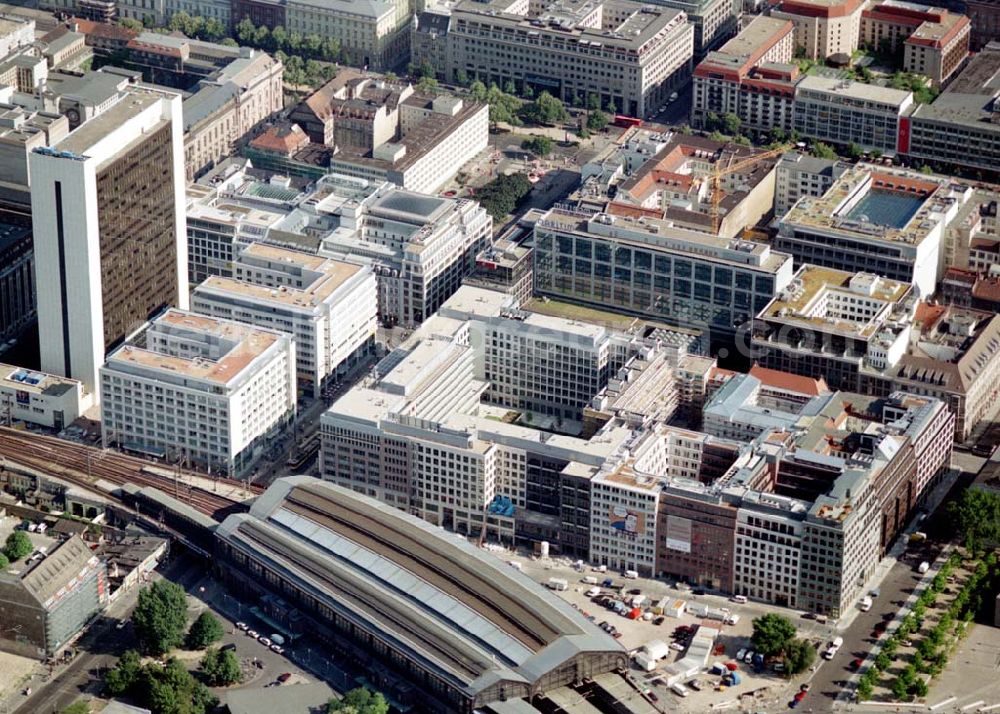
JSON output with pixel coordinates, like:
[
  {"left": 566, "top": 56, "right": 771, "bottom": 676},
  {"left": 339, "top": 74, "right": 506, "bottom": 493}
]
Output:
[
  {"left": 913, "top": 302, "right": 946, "bottom": 330},
  {"left": 250, "top": 123, "right": 310, "bottom": 155},
  {"left": 749, "top": 364, "right": 830, "bottom": 396}
]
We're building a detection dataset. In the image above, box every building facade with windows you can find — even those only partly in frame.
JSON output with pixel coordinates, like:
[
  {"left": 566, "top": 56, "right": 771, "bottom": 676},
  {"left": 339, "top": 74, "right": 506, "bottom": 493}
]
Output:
[
  {"left": 770, "top": 0, "right": 865, "bottom": 60},
  {"left": 533, "top": 209, "right": 794, "bottom": 338},
  {"left": 29, "top": 89, "right": 187, "bottom": 398},
  {"left": 191, "top": 243, "right": 378, "bottom": 398},
  {"left": 416, "top": 0, "right": 694, "bottom": 118},
  {"left": 792, "top": 76, "right": 914, "bottom": 154},
  {"left": 100, "top": 309, "right": 295, "bottom": 476}
]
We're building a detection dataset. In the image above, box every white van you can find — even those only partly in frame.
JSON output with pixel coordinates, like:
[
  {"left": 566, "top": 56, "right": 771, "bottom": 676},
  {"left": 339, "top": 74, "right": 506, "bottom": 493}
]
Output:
[
  {"left": 858, "top": 596, "right": 873, "bottom": 612},
  {"left": 918, "top": 561, "right": 931, "bottom": 574},
  {"left": 670, "top": 683, "right": 689, "bottom": 698},
  {"left": 585, "top": 586, "right": 601, "bottom": 597},
  {"left": 624, "top": 570, "right": 639, "bottom": 579},
  {"left": 731, "top": 594, "right": 748, "bottom": 604},
  {"left": 582, "top": 575, "right": 599, "bottom": 585}
]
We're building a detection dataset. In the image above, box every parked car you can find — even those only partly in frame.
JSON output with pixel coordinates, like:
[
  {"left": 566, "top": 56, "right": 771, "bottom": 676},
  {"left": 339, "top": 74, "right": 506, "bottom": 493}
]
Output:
[
  {"left": 221, "top": 643, "right": 237, "bottom": 652},
  {"left": 247, "top": 630, "right": 259, "bottom": 639},
  {"left": 692, "top": 588, "right": 706, "bottom": 596},
  {"left": 259, "top": 637, "right": 272, "bottom": 647},
  {"left": 236, "top": 622, "right": 248, "bottom": 630},
  {"left": 277, "top": 673, "right": 292, "bottom": 683},
  {"left": 653, "top": 616, "right": 665, "bottom": 626},
  {"left": 743, "top": 650, "right": 755, "bottom": 663},
  {"left": 736, "top": 648, "right": 747, "bottom": 661},
  {"left": 270, "top": 645, "right": 285, "bottom": 655},
  {"left": 850, "top": 658, "right": 863, "bottom": 671}
]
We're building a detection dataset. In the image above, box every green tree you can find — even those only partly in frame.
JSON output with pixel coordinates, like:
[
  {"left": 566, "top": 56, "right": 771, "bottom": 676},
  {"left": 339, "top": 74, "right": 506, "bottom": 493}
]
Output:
[
  {"left": 891, "top": 677, "right": 910, "bottom": 701},
  {"left": 133, "top": 580, "right": 188, "bottom": 655},
  {"left": 416, "top": 76, "right": 439, "bottom": 94},
  {"left": 119, "top": 17, "right": 144, "bottom": 30},
  {"left": 846, "top": 142, "right": 864, "bottom": 159},
  {"left": 721, "top": 113, "right": 741, "bottom": 136},
  {"left": 874, "top": 651, "right": 892, "bottom": 671},
  {"left": 782, "top": 637, "right": 815, "bottom": 675},
  {"left": 185, "top": 612, "right": 224, "bottom": 650},
  {"left": 856, "top": 677, "right": 873, "bottom": 700},
  {"left": 469, "top": 80, "right": 487, "bottom": 102},
  {"left": 910, "top": 678, "right": 928, "bottom": 698},
  {"left": 0, "top": 552, "right": 9, "bottom": 570},
  {"left": 522, "top": 136, "right": 553, "bottom": 157},
  {"left": 503, "top": 80, "right": 517, "bottom": 95},
  {"left": 327, "top": 687, "right": 390, "bottom": 714},
  {"left": 200, "top": 647, "right": 243, "bottom": 686},
  {"left": 586, "top": 109, "right": 609, "bottom": 132},
  {"left": 949, "top": 488, "right": 1000, "bottom": 554},
  {"left": 474, "top": 173, "right": 533, "bottom": 222},
  {"left": 750, "top": 613, "right": 797, "bottom": 656},
  {"left": 105, "top": 650, "right": 143, "bottom": 696},
  {"left": 586, "top": 93, "right": 601, "bottom": 111},
  {"left": 455, "top": 69, "right": 469, "bottom": 86},
  {"left": 520, "top": 91, "right": 568, "bottom": 125},
  {"left": 810, "top": 141, "right": 838, "bottom": 160},
  {"left": 62, "top": 700, "right": 91, "bottom": 714},
  {"left": 485, "top": 84, "right": 522, "bottom": 127},
  {"left": 4, "top": 531, "right": 32, "bottom": 561}
]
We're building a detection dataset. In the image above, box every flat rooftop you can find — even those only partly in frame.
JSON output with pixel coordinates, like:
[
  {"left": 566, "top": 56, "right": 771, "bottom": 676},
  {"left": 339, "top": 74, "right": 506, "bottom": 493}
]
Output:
[
  {"left": 452, "top": 0, "right": 687, "bottom": 51},
  {"left": 106, "top": 309, "right": 282, "bottom": 385},
  {"left": 781, "top": 166, "right": 953, "bottom": 245},
  {"left": 757, "top": 265, "right": 911, "bottom": 337},
  {"left": 0, "top": 363, "right": 80, "bottom": 398},
  {"left": 197, "top": 244, "right": 364, "bottom": 310},
  {"left": 538, "top": 208, "right": 791, "bottom": 273},
  {"left": 796, "top": 75, "right": 913, "bottom": 108},
  {"left": 55, "top": 91, "right": 163, "bottom": 156}
]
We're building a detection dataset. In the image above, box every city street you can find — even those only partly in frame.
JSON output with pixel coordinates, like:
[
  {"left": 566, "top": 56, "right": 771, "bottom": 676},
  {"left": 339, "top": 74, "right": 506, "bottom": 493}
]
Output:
[{"left": 11, "top": 555, "right": 205, "bottom": 714}]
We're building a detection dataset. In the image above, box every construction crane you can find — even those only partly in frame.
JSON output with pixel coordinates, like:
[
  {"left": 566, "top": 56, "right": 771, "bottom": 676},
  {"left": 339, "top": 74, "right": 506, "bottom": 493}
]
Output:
[{"left": 702, "top": 143, "right": 793, "bottom": 235}]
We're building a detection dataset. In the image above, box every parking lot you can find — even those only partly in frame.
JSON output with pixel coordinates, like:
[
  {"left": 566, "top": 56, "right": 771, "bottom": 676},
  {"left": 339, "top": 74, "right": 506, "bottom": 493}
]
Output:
[{"left": 508, "top": 551, "right": 835, "bottom": 712}]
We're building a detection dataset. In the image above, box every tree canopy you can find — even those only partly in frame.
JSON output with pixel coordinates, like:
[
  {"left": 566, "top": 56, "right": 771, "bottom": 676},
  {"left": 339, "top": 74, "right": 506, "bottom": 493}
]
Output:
[
  {"left": 949, "top": 488, "right": 1000, "bottom": 554},
  {"left": 519, "top": 92, "right": 568, "bottom": 126},
  {"left": 199, "top": 647, "right": 242, "bottom": 686},
  {"left": 185, "top": 612, "right": 224, "bottom": 650},
  {"left": 3, "top": 531, "right": 32, "bottom": 561},
  {"left": 474, "top": 173, "right": 532, "bottom": 222},
  {"left": 133, "top": 580, "right": 189, "bottom": 655},
  {"left": 522, "top": 136, "right": 553, "bottom": 157},
  {"left": 782, "top": 637, "right": 816, "bottom": 675},
  {"left": 105, "top": 651, "right": 216, "bottom": 714},
  {"left": 586, "top": 110, "right": 609, "bottom": 132},
  {"left": 750, "top": 613, "right": 797, "bottom": 656},
  {"left": 61, "top": 701, "right": 91, "bottom": 714},
  {"left": 327, "top": 687, "right": 390, "bottom": 714}
]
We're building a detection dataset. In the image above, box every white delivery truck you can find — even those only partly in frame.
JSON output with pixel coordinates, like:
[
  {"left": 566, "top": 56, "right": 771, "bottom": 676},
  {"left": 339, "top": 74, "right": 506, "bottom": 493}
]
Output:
[
  {"left": 624, "top": 570, "right": 639, "bottom": 579},
  {"left": 582, "top": 576, "right": 599, "bottom": 585},
  {"left": 547, "top": 577, "right": 568, "bottom": 591}
]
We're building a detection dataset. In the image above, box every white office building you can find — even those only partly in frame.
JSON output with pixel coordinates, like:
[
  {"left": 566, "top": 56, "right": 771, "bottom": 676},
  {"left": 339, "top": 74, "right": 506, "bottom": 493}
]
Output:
[
  {"left": 100, "top": 309, "right": 296, "bottom": 476},
  {"left": 0, "top": 364, "right": 92, "bottom": 430},
  {"left": 192, "top": 243, "right": 378, "bottom": 398},
  {"left": 30, "top": 90, "right": 187, "bottom": 399}
]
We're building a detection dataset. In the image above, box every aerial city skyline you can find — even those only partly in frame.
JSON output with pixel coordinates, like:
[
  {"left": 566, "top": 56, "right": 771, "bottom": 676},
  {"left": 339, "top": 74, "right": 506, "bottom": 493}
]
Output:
[{"left": 0, "top": 0, "right": 997, "bottom": 712}]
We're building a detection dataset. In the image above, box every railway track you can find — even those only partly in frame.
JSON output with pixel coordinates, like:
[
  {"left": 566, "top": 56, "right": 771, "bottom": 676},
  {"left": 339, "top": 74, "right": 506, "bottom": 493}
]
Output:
[{"left": 0, "top": 427, "right": 260, "bottom": 517}]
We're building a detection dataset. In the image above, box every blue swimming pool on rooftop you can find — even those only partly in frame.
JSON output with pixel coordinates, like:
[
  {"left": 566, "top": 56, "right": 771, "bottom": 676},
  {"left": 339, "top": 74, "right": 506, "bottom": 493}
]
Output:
[{"left": 846, "top": 190, "right": 924, "bottom": 229}]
